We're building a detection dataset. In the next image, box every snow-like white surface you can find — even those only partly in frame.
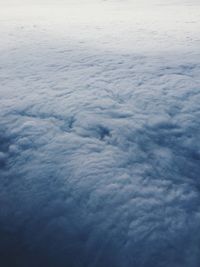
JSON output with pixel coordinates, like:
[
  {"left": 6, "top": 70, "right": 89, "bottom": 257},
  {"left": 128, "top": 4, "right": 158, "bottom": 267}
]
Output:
[{"left": 0, "top": 1, "right": 200, "bottom": 266}]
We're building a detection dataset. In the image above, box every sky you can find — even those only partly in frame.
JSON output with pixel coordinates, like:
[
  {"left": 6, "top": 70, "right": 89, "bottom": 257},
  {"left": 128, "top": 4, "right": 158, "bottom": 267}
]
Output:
[{"left": 0, "top": 0, "right": 199, "bottom": 6}]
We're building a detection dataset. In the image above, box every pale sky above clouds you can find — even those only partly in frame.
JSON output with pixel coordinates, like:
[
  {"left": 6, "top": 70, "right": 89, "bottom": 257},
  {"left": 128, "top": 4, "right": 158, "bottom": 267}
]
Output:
[{"left": 1, "top": 0, "right": 199, "bottom": 7}]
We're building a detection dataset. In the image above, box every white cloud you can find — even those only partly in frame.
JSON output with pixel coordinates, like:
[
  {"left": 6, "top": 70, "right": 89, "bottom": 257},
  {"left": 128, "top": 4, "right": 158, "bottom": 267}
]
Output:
[{"left": 0, "top": 1, "right": 200, "bottom": 266}]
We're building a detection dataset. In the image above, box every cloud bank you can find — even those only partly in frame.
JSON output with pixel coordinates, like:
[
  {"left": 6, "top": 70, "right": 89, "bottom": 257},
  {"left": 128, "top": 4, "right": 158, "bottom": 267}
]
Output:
[{"left": 0, "top": 1, "right": 200, "bottom": 267}]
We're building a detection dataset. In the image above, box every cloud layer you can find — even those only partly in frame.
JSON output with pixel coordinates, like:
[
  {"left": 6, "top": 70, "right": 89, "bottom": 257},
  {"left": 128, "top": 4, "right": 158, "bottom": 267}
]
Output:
[{"left": 0, "top": 1, "right": 200, "bottom": 267}]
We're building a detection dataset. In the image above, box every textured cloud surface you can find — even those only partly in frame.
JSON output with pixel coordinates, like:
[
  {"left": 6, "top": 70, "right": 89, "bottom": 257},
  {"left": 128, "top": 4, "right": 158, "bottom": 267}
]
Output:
[{"left": 0, "top": 1, "right": 200, "bottom": 267}]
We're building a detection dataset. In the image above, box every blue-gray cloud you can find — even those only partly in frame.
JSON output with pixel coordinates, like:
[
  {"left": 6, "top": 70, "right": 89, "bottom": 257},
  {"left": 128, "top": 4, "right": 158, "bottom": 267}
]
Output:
[{"left": 0, "top": 2, "right": 200, "bottom": 267}]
